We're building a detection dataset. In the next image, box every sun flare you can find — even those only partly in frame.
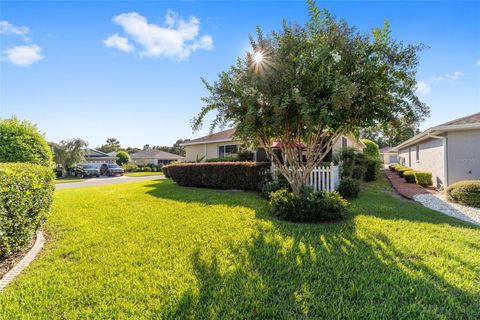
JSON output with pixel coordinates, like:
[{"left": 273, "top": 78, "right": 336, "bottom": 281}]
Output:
[{"left": 253, "top": 51, "right": 263, "bottom": 64}]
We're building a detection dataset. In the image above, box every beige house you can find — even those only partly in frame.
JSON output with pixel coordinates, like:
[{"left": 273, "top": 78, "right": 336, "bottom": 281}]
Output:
[
  {"left": 392, "top": 112, "right": 480, "bottom": 189},
  {"left": 131, "top": 150, "right": 185, "bottom": 166},
  {"left": 380, "top": 147, "right": 398, "bottom": 164},
  {"left": 182, "top": 128, "right": 364, "bottom": 162}
]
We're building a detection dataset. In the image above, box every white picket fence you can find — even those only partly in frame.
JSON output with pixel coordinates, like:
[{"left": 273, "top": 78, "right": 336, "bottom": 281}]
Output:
[
  {"left": 307, "top": 164, "right": 340, "bottom": 192},
  {"left": 271, "top": 163, "right": 340, "bottom": 192}
]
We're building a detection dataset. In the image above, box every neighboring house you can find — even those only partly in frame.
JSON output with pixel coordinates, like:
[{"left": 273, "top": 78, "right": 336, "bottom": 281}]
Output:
[
  {"left": 392, "top": 112, "right": 480, "bottom": 189},
  {"left": 84, "top": 148, "right": 115, "bottom": 164},
  {"left": 131, "top": 149, "right": 185, "bottom": 166},
  {"left": 380, "top": 147, "right": 398, "bottom": 164},
  {"left": 182, "top": 128, "right": 364, "bottom": 162}
]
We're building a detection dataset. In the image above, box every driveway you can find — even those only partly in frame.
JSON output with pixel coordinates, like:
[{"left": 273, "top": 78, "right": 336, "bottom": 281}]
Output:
[{"left": 56, "top": 175, "right": 164, "bottom": 190}]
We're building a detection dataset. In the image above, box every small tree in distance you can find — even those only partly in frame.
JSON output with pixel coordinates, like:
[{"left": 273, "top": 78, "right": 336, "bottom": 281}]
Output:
[
  {"left": 192, "top": 0, "right": 429, "bottom": 194},
  {"left": 116, "top": 151, "right": 130, "bottom": 166},
  {"left": 50, "top": 139, "right": 88, "bottom": 175}
]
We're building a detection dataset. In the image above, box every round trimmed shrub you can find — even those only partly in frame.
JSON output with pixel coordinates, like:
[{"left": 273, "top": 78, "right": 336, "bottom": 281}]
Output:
[
  {"left": 0, "top": 117, "right": 53, "bottom": 167},
  {"left": 0, "top": 163, "right": 55, "bottom": 257},
  {"left": 116, "top": 151, "right": 130, "bottom": 166},
  {"left": 396, "top": 166, "right": 411, "bottom": 177},
  {"left": 446, "top": 180, "right": 480, "bottom": 208},
  {"left": 269, "top": 188, "right": 348, "bottom": 222},
  {"left": 338, "top": 178, "right": 361, "bottom": 199},
  {"left": 414, "top": 171, "right": 432, "bottom": 186},
  {"left": 403, "top": 170, "right": 417, "bottom": 183}
]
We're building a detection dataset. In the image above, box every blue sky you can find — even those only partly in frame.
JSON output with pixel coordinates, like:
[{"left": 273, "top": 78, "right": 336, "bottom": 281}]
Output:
[{"left": 1, "top": 1, "right": 479, "bottom": 148}]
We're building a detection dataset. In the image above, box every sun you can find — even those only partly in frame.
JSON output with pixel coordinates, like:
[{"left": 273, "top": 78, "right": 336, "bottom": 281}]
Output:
[{"left": 252, "top": 51, "right": 263, "bottom": 64}]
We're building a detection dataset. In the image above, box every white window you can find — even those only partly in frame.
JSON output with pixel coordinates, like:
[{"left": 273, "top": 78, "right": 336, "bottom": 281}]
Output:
[{"left": 218, "top": 144, "right": 238, "bottom": 158}]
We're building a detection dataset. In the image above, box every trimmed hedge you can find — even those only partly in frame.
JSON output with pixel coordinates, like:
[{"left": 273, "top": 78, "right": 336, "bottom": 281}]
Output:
[
  {"left": 0, "top": 163, "right": 55, "bottom": 258},
  {"left": 396, "top": 166, "right": 411, "bottom": 178},
  {"left": 269, "top": 188, "right": 348, "bottom": 222},
  {"left": 205, "top": 157, "right": 241, "bottom": 163},
  {"left": 164, "top": 162, "right": 269, "bottom": 191},
  {"left": 364, "top": 159, "right": 381, "bottom": 181},
  {"left": 414, "top": 171, "right": 433, "bottom": 186},
  {"left": 446, "top": 180, "right": 480, "bottom": 208},
  {"left": 403, "top": 170, "right": 417, "bottom": 183},
  {"left": 0, "top": 117, "right": 53, "bottom": 167}
]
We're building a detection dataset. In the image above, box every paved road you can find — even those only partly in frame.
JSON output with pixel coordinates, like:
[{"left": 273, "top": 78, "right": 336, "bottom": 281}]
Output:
[{"left": 56, "top": 175, "right": 164, "bottom": 190}]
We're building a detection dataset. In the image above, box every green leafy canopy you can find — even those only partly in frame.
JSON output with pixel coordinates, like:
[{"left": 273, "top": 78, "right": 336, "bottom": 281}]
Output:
[{"left": 192, "top": 0, "right": 429, "bottom": 193}]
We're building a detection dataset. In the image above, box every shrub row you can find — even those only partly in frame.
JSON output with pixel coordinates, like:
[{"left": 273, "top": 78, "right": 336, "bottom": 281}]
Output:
[
  {"left": 446, "top": 180, "right": 480, "bottom": 208},
  {"left": 0, "top": 163, "right": 55, "bottom": 258},
  {"left": 269, "top": 188, "right": 348, "bottom": 223},
  {"left": 164, "top": 162, "right": 270, "bottom": 191},
  {"left": 389, "top": 164, "right": 433, "bottom": 186}
]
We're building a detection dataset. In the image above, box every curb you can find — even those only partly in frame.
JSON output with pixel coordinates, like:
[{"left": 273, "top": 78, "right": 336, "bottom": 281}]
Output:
[{"left": 0, "top": 231, "right": 45, "bottom": 292}]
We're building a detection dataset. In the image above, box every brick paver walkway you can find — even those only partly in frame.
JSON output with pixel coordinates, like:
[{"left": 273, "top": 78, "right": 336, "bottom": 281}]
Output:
[{"left": 383, "top": 169, "right": 436, "bottom": 199}]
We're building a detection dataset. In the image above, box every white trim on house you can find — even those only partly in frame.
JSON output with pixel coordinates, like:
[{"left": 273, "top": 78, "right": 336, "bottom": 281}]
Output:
[{"left": 181, "top": 138, "right": 233, "bottom": 146}]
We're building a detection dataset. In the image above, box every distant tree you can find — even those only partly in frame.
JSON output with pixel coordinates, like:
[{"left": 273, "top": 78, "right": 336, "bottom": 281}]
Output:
[
  {"left": 153, "top": 139, "right": 189, "bottom": 156},
  {"left": 192, "top": 1, "right": 429, "bottom": 194},
  {"left": 97, "top": 138, "right": 121, "bottom": 153},
  {"left": 143, "top": 144, "right": 151, "bottom": 151},
  {"left": 116, "top": 151, "right": 130, "bottom": 166},
  {"left": 125, "top": 147, "right": 141, "bottom": 154},
  {"left": 361, "top": 139, "right": 380, "bottom": 159},
  {"left": 0, "top": 117, "right": 53, "bottom": 167},
  {"left": 361, "top": 119, "right": 419, "bottom": 148},
  {"left": 50, "top": 139, "right": 88, "bottom": 174}
]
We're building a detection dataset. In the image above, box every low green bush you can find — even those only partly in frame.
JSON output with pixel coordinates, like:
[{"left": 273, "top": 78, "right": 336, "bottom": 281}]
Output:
[
  {"left": 352, "top": 166, "right": 366, "bottom": 180},
  {"left": 269, "top": 188, "right": 348, "bottom": 223},
  {"left": 0, "top": 163, "right": 55, "bottom": 258},
  {"left": 364, "top": 159, "right": 381, "bottom": 181},
  {"left": 122, "top": 163, "right": 138, "bottom": 172},
  {"left": 446, "top": 180, "right": 480, "bottom": 208},
  {"left": 205, "top": 157, "right": 241, "bottom": 162},
  {"left": 260, "top": 171, "right": 291, "bottom": 199},
  {"left": 396, "top": 166, "right": 411, "bottom": 177},
  {"left": 403, "top": 170, "right": 417, "bottom": 183},
  {"left": 164, "top": 162, "right": 269, "bottom": 191},
  {"left": 338, "top": 177, "right": 361, "bottom": 199},
  {"left": 414, "top": 171, "right": 432, "bottom": 186},
  {"left": 162, "top": 165, "right": 170, "bottom": 178}
]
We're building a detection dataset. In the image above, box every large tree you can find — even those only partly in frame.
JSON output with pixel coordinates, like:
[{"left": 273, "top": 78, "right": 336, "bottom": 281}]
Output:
[
  {"left": 192, "top": 1, "right": 429, "bottom": 194},
  {"left": 50, "top": 139, "right": 88, "bottom": 175}
]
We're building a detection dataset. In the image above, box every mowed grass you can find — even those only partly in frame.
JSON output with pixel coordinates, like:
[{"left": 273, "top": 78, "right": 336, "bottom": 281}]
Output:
[
  {"left": 55, "top": 177, "right": 83, "bottom": 184},
  {"left": 1, "top": 177, "right": 479, "bottom": 318},
  {"left": 124, "top": 172, "right": 164, "bottom": 177}
]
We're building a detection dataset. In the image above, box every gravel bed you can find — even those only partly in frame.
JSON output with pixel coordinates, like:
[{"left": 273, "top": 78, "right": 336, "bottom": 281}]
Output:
[{"left": 413, "top": 193, "right": 480, "bottom": 226}]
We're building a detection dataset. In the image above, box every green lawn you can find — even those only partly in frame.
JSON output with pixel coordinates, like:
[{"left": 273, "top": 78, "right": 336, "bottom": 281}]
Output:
[
  {"left": 55, "top": 177, "right": 83, "bottom": 184},
  {"left": 1, "top": 177, "right": 479, "bottom": 318},
  {"left": 124, "top": 171, "right": 164, "bottom": 177}
]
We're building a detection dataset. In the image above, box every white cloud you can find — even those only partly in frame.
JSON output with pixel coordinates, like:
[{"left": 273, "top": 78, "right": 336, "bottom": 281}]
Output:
[
  {"left": 430, "top": 71, "right": 463, "bottom": 82},
  {"left": 103, "top": 34, "right": 134, "bottom": 52},
  {"left": 104, "top": 11, "right": 213, "bottom": 60},
  {"left": 3, "top": 45, "right": 44, "bottom": 66},
  {"left": 0, "top": 20, "right": 30, "bottom": 41},
  {"left": 416, "top": 81, "right": 431, "bottom": 95}
]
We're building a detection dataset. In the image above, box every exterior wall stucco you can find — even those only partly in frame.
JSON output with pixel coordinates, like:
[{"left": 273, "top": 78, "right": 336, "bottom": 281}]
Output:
[
  {"left": 185, "top": 142, "right": 241, "bottom": 162},
  {"left": 398, "top": 137, "right": 445, "bottom": 188},
  {"left": 446, "top": 129, "right": 480, "bottom": 184}
]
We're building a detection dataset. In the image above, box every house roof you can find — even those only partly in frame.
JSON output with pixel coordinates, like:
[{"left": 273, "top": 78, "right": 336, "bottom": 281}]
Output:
[
  {"left": 392, "top": 112, "right": 480, "bottom": 151},
  {"left": 181, "top": 128, "right": 236, "bottom": 146},
  {"left": 131, "top": 149, "right": 185, "bottom": 160},
  {"left": 380, "top": 147, "right": 396, "bottom": 154},
  {"left": 85, "top": 148, "right": 114, "bottom": 158}
]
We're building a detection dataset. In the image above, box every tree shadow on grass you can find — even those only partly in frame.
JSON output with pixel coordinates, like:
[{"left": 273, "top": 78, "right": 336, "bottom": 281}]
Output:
[
  {"left": 144, "top": 182, "right": 479, "bottom": 318},
  {"left": 165, "top": 221, "right": 479, "bottom": 319},
  {"left": 145, "top": 179, "right": 479, "bottom": 230}
]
